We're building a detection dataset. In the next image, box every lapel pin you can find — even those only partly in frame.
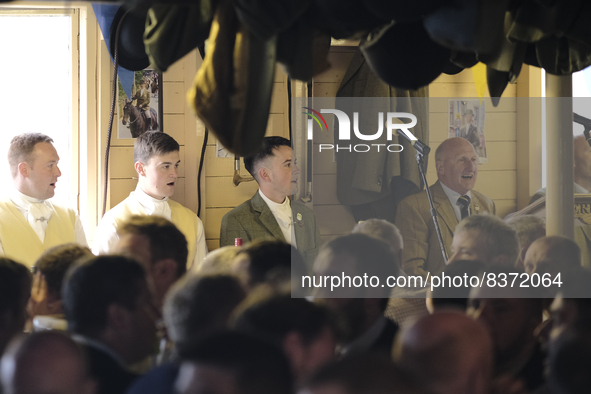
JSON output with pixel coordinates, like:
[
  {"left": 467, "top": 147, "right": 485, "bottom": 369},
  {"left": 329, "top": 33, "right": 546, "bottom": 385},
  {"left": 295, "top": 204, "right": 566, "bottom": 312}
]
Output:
[
  {"left": 474, "top": 204, "right": 480, "bottom": 213},
  {"left": 297, "top": 213, "right": 302, "bottom": 221}
]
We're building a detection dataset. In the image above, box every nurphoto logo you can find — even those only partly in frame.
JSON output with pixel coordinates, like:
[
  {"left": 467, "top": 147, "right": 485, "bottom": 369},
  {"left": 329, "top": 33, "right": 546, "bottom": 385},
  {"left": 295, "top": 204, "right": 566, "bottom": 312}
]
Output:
[{"left": 303, "top": 108, "right": 418, "bottom": 153}]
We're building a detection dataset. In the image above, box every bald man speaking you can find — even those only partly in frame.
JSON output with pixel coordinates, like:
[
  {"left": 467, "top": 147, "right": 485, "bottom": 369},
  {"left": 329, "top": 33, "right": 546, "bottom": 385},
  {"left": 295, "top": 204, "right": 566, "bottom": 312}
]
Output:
[{"left": 395, "top": 137, "right": 495, "bottom": 277}]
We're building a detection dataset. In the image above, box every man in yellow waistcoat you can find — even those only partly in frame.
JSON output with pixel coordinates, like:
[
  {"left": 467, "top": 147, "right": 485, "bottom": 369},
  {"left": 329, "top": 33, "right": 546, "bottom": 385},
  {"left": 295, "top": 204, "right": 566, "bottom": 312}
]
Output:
[
  {"left": 0, "top": 133, "right": 87, "bottom": 267},
  {"left": 93, "top": 131, "right": 207, "bottom": 270}
]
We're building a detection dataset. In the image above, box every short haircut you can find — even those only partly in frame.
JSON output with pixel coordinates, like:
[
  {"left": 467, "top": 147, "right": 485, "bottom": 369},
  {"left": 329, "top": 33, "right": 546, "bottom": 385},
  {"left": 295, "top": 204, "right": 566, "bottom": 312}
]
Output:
[
  {"left": 198, "top": 246, "right": 243, "bottom": 274},
  {"left": 317, "top": 234, "right": 399, "bottom": 306},
  {"left": 320, "top": 233, "right": 399, "bottom": 278},
  {"left": 2, "top": 331, "right": 89, "bottom": 378},
  {"left": 305, "top": 354, "right": 422, "bottom": 394},
  {"left": 33, "top": 244, "right": 93, "bottom": 298},
  {"left": 62, "top": 256, "right": 146, "bottom": 337},
  {"left": 0, "top": 258, "right": 31, "bottom": 328},
  {"left": 8, "top": 133, "right": 54, "bottom": 178},
  {"left": 134, "top": 131, "right": 179, "bottom": 164},
  {"left": 233, "top": 293, "right": 334, "bottom": 348},
  {"left": 180, "top": 331, "right": 292, "bottom": 394},
  {"left": 352, "top": 218, "right": 403, "bottom": 255},
  {"left": 237, "top": 239, "right": 292, "bottom": 288},
  {"left": 118, "top": 215, "right": 188, "bottom": 277},
  {"left": 430, "top": 259, "right": 486, "bottom": 312},
  {"left": 243, "top": 136, "right": 291, "bottom": 180},
  {"left": 530, "top": 236, "right": 581, "bottom": 268},
  {"left": 455, "top": 213, "right": 519, "bottom": 265},
  {"left": 505, "top": 215, "right": 546, "bottom": 250},
  {"left": 163, "top": 274, "right": 245, "bottom": 356},
  {"left": 434, "top": 137, "right": 474, "bottom": 162}
]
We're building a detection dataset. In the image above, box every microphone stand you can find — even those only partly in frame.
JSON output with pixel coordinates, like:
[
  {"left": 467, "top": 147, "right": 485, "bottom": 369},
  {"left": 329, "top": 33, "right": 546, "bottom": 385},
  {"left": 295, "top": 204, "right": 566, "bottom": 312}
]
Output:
[{"left": 401, "top": 135, "right": 449, "bottom": 265}]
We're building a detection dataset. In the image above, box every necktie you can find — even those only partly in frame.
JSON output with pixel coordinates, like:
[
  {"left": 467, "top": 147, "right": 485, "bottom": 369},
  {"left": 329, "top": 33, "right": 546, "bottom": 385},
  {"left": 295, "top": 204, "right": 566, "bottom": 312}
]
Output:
[
  {"left": 275, "top": 203, "right": 292, "bottom": 229},
  {"left": 28, "top": 201, "right": 52, "bottom": 241},
  {"left": 152, "top": 199, "right": 172, "bottom": 220},
  {"left": 457, "top": 195, "right": 471, "bottom": 220}
]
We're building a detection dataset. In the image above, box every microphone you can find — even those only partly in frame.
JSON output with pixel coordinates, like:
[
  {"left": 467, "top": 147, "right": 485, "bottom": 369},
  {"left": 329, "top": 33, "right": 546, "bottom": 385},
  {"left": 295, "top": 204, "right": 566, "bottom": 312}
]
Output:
[
  {"left": 396, "top": 129, "right": 431, "bottom": 156},
  {"left": 574, "top": 113, "right": 591, "bottom": 147}
]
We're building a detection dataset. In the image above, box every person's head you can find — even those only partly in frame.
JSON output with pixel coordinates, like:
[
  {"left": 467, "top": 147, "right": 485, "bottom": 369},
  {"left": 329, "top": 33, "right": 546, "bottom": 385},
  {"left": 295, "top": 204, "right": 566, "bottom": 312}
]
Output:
[
  {"left": 468, "top": 267, "right": 544, "bottom": 372},
  {"left": 232, "top": 239, "right": 292, "bottom": 290},
  {"left": 352, "top": 219, "right": 403, "bottom": 264},
  {"left": 243, "top": 136, "right": 299, "bottom": 203},
  {"left": 505, "top": 215, "right": 546, "bottom": 269},
  {"left": 449, "top": 213, "right": 519, "bottom": 267},
  {"left": 134, "top": 131, "right": 180, "bottom": 200},
  {"left": 0, "top": 259, "right": 31, "bottom": 355},
  {"left": 175, "top": 331, "right": 293, "bottom": 394},
  {"left": 1, "top": 331, "right": 96, "bottom": 394},
  {"left": 427, "top": 259, "right": 486, "bottom": 313},
  {"left": 163, "top": 274, "right": 246, "bottom": 356},
  {"left": 547, "top": 326, "right": 591, "bottom": 394},
  {"left": 523, "top": 236, "right": 580, "bottom": 277},
  {"left": 198, "top": 246, "right": 244, "bottom": 275},
  {"left": 300, "top": 354, "right": 424, "bottom": 394},
  {"left": 573, "top": 134, "right": 591, "bottom": 185},
  {"left": 8, "top": 133, "right": 61, "bottom": 200},
  {"left": 394, "top": 311, "right": 493, "bottom": 394},
  {"left": 313, "top": 234, "right": 398, "bottom": 344},
  {"left": 435, "top": 137, "right": 478, "bottom": 195},
  {"left": 547, "top": 267, "right": 591, "bottom": 344},
  {"left": 62, "top": 256, "right": 159, "bottom": 365},
  {"left": 31, "top": 243, "right": 93, "bottom": 317},
  {"left": 233, "top": 292, "right": 336, "bottom": 382},
  {"left": 115, "top": 215, "right": 188, "bottom": 305}
]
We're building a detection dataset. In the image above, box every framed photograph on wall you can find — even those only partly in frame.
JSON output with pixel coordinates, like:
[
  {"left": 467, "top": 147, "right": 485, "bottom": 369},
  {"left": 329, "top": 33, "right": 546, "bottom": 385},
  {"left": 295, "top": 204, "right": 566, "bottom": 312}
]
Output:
[
  {"left": 117, "top": 69, "right": 163, "bottom": 139},
  {"left": 448, "top": 99, "right": 487, "bottom": 163}
]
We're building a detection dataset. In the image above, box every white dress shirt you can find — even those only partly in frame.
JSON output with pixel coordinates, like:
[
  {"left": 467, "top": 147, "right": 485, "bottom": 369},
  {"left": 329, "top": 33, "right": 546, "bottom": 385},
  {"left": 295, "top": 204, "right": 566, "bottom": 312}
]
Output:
[
  {"left": 0, "top": 189, "right": 87, "bottom": 256},
  {"left": 440, "top": 182, "right": 472, "bottom": 222},
  {"left": 259, "top": 189, "right": 297, "bottom": 248}
]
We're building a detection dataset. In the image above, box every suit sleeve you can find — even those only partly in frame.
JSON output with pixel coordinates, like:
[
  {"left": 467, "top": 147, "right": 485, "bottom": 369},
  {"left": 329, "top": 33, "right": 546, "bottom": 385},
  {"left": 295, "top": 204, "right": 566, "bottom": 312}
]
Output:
[
  {"left": 395, "top": 197, "right": 430, "bottom": 278},
  {"left": 220, "top": 213, "right": 248, "bottom": 247}
]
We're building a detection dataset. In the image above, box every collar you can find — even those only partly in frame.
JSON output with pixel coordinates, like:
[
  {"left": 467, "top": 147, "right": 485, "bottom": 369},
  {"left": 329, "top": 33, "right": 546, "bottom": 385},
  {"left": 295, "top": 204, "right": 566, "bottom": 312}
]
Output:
[
  {"left": 575, "top": 182, "right": 590, "bottom": 194},
  {"left": 258, "top": 189, "right": 291, "bottom": 214},
  {"left": 134, "top": 185, "right": 169, "bottom": 215},
  {"left": 440, "top": 181, "right": 472, "bottom": 205},
  {"left": 9, "top": 188, "right": 47, "bottom": 210},
  {"left": 341, "top": 316, "right": 387, "bottom": 356}
]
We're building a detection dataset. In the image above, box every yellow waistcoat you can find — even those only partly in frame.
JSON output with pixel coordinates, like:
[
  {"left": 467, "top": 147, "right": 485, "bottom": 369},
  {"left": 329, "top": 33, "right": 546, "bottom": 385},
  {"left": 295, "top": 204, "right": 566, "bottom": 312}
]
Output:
[
  {"left": 108, "top": 197, "right": 198, "bottom": 269},
  {"left": 0, "top": 200, "right": 77, "bottom": 267}
]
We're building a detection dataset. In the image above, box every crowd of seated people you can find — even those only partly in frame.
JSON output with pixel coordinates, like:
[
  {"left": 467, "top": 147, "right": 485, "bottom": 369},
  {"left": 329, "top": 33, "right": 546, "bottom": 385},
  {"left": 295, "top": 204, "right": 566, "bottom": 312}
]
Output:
[
  {"left": 1, "top": 209, "right": 590, "bottom": 394},
  {"left": 2, "top": 132, "right": 591, "bottom": 394}
]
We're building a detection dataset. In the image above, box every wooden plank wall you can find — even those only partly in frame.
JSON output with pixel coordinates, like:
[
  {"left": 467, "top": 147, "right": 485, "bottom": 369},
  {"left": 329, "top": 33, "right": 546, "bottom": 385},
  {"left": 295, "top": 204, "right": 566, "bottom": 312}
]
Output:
[{"left": 128, "top": 47, "right": 520, "bottom": 251}]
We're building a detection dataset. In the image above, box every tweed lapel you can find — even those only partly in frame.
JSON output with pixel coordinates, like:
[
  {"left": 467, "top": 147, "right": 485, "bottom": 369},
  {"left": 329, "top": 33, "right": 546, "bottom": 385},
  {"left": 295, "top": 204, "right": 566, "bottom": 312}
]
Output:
[
  {"left": 432, "top": 181, "right": 458, "bottom": 235},
  {"left": 291, "top": 202, "right": 306, "bottom": 248},
  {"left": 470, "top": 193, "right": 485, "bottom": 215},
  {"left": 251, "top": 191, "right": 286, "bottom": 242}
]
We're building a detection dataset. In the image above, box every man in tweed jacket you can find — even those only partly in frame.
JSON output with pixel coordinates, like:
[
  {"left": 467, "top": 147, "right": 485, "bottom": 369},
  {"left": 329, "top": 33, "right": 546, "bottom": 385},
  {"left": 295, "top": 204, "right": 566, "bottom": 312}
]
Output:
[
  {"left": 220, "top": 137, "right": 321, "bottom": 270},
  {"left": 395, "top": 138, "right": 495, "bottom": 278}
]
